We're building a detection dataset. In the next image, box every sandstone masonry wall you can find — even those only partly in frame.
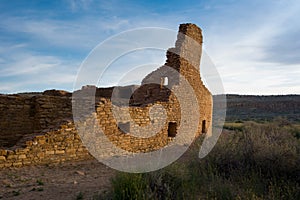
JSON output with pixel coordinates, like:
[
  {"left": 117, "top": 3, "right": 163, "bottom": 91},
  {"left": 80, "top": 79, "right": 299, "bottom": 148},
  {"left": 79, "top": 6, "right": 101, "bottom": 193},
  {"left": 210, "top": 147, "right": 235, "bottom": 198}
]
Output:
[{"left": 0, "top": 123, "right": 92, "bottom": 168}]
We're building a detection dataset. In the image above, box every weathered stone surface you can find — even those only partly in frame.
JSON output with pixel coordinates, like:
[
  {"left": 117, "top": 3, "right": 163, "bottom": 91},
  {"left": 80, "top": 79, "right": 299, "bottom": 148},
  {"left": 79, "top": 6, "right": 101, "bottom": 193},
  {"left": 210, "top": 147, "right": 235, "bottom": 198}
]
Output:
[
  {"left": 0, "top": 150, "right": 7, "bottom": 156},
  {"left": 0, "top": 156, "right": 6, "bottom": 161},
  {"left": 45, "top": 150, "right": 55, "bottom": 155},
  {"left": 55, "top": 150, "right": 65, "bottom": 155},
  {"left": 12, "top": 162, "right": 23, "bottom": 167},
  {"left": 18, "top": 154, "right": 26, "bottom": 159}
]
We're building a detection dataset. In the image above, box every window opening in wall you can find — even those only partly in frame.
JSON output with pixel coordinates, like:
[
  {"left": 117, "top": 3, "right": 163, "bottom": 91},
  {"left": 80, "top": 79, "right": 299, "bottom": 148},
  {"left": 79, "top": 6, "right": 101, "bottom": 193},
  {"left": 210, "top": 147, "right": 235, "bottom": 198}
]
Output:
[
  {"left": 164, "top": 77, "right": 168, "bottom": 86},
  {"left": 202, "top": 120, "right": 207, "bottom": 133},
  {"left": 168, "top": 122, "right": 177, "bottom": 137},
  {"left": 118, "top": 122, "right": 130, "bottom": 134},
  {"left": 160, "top": 76, "right": 168, "bottom": 88}
]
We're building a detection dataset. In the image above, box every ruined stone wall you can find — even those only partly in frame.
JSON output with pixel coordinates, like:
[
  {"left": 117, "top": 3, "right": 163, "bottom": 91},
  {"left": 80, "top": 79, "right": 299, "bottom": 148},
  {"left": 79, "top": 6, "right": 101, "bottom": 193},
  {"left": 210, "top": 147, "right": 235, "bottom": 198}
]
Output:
[
  {"left": 0, "top": 23, "right": 213, "bottom": 168},
  {"left": 176, "top": 24, "right": 213, "bottom": 135},
  {"left": 0, "top": 89, "right": 181, "bottom": 168},
  {"left": 0, "top": 92, "right": 72, "bottom": 148},
  {"left": 71, "top": 88, "right": 181, "bottom": 155},
  {"left": 33, "top": 95, "right": 72, "bottom": 131},
  {"left": 0, "top": 95, "right": 34, "bottom": 147},
  {"left": 95, "top": 95, "right": 181, "bottom": 153},
  {"left": 0, "top": 123, "right": 92, "bottom": 168},
  {"left": 141, "top": 23, "right": 212, "bottom": 136},
  {"left": 0, "top": 95, "right": 35, "bottom": 148}
]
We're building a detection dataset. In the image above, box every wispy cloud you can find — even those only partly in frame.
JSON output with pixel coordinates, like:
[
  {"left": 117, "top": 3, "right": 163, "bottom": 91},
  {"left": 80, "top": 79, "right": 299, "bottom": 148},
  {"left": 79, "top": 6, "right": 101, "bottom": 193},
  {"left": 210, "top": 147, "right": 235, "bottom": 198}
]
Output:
[
  {"left": 0, "top": 45, "right": 79, "bottom": 93},
  {"left": 0, "top": 55, "right": 59, "bottom": 76},
  {"left": 1, "top": 16, "right": 130, "bottom": 51},
  {"left": 201, "top": 0, "right": 300, "bottom": 94}
]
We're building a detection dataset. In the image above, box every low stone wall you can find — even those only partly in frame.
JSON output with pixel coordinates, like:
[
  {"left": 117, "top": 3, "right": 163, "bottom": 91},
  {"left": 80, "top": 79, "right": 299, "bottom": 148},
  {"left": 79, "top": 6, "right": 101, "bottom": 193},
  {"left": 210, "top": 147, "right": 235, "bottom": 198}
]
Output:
[{"left": 0, "top": 123, "right": 92, "bottom": 168}]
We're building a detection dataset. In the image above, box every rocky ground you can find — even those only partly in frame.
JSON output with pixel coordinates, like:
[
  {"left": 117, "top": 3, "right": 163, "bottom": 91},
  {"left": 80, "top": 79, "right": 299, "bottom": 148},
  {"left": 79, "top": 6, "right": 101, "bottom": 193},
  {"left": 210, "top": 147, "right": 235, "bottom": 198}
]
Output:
[{"left": 0, "top": 159, "right": 115, "bottom": 200}]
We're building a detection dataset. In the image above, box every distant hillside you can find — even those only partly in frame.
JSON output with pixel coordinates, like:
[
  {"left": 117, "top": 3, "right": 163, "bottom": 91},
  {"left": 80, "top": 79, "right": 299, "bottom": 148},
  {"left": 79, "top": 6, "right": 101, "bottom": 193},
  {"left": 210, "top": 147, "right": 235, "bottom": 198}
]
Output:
[
  {"left": 2, "top": 90, "right": 298, "bottom": 122},
  {"left": 214, "top": 95, "right": 300, "bottom": 122}
]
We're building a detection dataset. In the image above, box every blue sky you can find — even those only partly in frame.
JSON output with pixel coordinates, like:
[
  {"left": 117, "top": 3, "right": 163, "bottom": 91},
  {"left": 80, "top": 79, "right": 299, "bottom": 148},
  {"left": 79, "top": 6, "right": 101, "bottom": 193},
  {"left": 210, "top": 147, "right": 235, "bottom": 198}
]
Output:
[{"left": 0, "top": 0, "right": 299, "bottom": 94}]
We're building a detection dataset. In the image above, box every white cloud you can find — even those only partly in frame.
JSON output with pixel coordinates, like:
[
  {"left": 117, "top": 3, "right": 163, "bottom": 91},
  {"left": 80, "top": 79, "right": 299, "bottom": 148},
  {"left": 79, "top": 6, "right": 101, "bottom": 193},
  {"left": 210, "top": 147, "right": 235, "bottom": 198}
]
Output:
[
  {"left": 0, "top": 55, "right": 59, "bottom": 76},
  {"left": 0, "top": 46, "right": 79, "bottom": 93},
  {"left": 202, "top": 0, "right": 300, "bottom": 94}
]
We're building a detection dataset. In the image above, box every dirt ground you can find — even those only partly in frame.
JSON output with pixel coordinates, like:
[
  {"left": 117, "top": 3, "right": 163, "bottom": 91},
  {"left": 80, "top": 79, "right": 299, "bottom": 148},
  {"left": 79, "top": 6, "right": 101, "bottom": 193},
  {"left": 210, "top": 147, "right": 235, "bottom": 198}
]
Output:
[{"left": 0, "top": 159, "right": 116, "bottom": 200}]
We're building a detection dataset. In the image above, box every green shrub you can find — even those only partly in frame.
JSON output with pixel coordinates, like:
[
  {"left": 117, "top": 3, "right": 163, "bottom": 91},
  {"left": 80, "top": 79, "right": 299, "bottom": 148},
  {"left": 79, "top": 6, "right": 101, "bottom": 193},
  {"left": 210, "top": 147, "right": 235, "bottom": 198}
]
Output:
[
  {"left": 76, "top": 192, "right": 83, "bottom": 200},
  {"left": 36, "top": 179, "right": 44, "bottom": 186},
  {"left": 112, "top": 173, "right": 150, "bottom": 200},
  {"left": 108, "top": 121, "right": 300, "bottom": 200}
]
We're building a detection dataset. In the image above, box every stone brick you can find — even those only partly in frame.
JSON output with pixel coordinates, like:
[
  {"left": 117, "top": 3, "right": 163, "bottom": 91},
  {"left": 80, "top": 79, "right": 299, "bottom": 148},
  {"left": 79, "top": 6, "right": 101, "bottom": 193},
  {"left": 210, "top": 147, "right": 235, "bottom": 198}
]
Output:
[
  {"left": 13, "top": 162, "right": 23, "bottom": 167},
  {"left": 4, "top": 163, "right": 12, "bottom": 167},
  {"left": 0, "top": 156, "right": 6, "bottom": 161},
  {"left": 45, "top": 150, "right": 55, "bottom": 155},
  {"left": 0, "top": 150, "right": 7, "bottom": 156},
  {"left": 37, "top": 152, "right": 45, "bottom": 158},
  {"left": 7, "top": 155, "right": 18, "bottom": 160},
  {"left": 18, "top": 154, "right": 26, "bottom": 159},
  {"left": 55, "top": 150, "right": 65, "bottom": 155},
  {"left": 22, "top": 160, "right": 31, "bottom": 165},
  {"left": 65, "top": 149, "right": 76, "bottom": 154}
]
